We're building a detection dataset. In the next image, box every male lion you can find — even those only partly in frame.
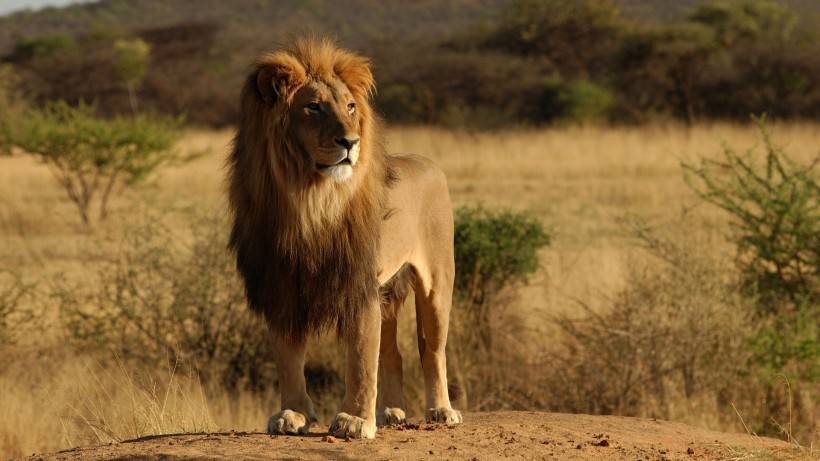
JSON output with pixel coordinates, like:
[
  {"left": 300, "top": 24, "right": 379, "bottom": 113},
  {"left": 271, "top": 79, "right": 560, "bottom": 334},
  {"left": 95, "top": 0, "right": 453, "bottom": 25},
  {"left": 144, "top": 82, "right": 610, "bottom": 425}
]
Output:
[{"left": 227, "top": 38, "right": 462, "bottom": 439}]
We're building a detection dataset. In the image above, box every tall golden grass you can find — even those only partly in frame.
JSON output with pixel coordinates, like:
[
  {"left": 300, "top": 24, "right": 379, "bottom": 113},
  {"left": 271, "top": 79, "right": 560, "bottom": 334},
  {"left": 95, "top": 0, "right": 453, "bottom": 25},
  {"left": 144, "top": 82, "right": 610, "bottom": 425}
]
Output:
[{"left": 1, "top": 123, "right": 818, "bottom": 458}]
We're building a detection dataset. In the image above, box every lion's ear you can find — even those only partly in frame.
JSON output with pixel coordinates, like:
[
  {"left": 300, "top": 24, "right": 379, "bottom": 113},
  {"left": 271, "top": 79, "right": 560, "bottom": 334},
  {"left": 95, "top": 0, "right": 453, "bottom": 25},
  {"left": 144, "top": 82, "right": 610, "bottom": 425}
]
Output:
[
  {"left": 335, "top": 55, "right": 375, "bottom": 100},
  {"left": 255, "top": 53, "right": 307, "bottom": 105}
]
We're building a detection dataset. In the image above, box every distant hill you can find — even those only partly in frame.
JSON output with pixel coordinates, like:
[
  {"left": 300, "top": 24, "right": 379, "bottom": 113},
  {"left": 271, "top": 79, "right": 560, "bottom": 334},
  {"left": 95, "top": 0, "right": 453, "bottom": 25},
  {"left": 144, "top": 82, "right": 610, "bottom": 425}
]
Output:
[
  {"left": 0, "top": 0, "right": 507, "bottom": 56},
  {"left": 3, "top": 0, "right": 820, "bottom": 53},
  {"left": 2, "top": 0, "right": 820, "bottom": 127},
  {"left": 616, "top": 0, "right": 820, "bottom": 21}
]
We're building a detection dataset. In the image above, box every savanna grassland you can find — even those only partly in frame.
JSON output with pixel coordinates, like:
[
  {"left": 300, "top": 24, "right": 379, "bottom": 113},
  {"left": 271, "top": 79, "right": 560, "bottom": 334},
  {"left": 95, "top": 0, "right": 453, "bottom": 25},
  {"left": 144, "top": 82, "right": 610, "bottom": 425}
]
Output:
[{"left": 1, "top": 123, "right": 818, "bottom": 459}]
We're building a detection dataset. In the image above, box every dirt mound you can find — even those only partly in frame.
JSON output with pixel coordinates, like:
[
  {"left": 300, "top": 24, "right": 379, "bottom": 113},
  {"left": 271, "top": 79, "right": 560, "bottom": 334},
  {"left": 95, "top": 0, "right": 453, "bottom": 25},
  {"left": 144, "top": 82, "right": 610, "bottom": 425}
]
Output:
[{"left": 28, "top": 411, "right": 798, "bottom": 461}]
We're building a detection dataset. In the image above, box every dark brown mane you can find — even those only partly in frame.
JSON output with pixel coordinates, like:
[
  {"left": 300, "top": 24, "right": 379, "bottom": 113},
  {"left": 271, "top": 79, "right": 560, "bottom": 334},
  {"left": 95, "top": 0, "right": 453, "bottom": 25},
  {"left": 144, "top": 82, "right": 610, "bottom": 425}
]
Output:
[{"left": 227, "top": 38, "right": 390, "bottom": 340}]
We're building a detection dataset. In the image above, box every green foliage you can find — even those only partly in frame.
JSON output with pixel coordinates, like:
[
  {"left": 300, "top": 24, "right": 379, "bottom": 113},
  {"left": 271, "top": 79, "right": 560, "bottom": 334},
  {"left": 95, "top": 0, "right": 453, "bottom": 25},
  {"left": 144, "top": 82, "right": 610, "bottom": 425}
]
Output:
[
  {"left": 56, "top": 213, "right": 274, "bottom": 391},
  {"left": 488, "top": 0, "right": 624, "bottom": 76},
  {"left": 751, "top": 303, "right": 820, "bottom": 382},
  {"left": 0, "top": 65, "right": 26, "bottom": 155},
  {"left": 9, "top": 34, "right": 76, "bottom": 60},
  {"left": 449, "top": 206, "right": 551, "bottom": 410},
  {"left": 112, "top": 38, "right": 149, "bottom": 85},
  {"left": 454, "top": 206, "right": 551, "bottom": 307},
  {"left": 541, "top": 78, "right": 615, "bottom": 123},
  {"left": 683, "top": 119, "right": 819, "bottom": 311},
  {"left": 112, "top": 38, "right": 150, "bottom": 113},
  {"left": 7, "top": 101, "right": 182, "bottom": 225},
  {"left": 683, "top": 120, "right": 819, "bottom": 385},
  {"left": 690, "top": 0, "right": 797, "bottom": 45},
  {"left": 615, "top": 22, "right": 717, "bottom": 123},
  {"left": 3, "top": 0, "right": 820, "bottom": 126}
]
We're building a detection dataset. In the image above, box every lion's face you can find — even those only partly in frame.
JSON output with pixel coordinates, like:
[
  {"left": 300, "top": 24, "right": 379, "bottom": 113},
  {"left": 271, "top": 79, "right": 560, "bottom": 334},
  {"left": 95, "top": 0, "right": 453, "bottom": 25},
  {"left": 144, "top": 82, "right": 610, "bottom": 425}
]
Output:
[
  {"left": 250, "top": 41, "right": 375, "bottom": 186},
  {"left": 289, "top": 79, "right": 362, "bottom": 183}
]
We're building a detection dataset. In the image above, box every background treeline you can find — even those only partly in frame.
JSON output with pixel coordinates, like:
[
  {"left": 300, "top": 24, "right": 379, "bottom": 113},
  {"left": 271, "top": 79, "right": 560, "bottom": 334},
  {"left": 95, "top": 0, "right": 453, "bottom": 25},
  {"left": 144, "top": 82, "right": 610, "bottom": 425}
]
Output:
[{"left": 2, "top": 0, "right": 820, "bottom": 127}]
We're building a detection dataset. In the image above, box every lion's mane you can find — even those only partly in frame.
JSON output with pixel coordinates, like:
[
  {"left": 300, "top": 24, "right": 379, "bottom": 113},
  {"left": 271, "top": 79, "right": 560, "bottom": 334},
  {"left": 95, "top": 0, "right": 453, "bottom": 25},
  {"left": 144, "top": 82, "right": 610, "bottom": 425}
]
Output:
[{"left": 227, "top": 39, "right": 393, "bottom": 340}]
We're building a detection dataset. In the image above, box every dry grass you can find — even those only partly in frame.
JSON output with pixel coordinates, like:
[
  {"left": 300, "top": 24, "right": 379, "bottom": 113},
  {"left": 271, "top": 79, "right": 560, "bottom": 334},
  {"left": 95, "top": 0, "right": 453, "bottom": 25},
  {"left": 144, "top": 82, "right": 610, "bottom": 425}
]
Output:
[{"left": 1, "top": 123, "right": 819, "bottom": 458}]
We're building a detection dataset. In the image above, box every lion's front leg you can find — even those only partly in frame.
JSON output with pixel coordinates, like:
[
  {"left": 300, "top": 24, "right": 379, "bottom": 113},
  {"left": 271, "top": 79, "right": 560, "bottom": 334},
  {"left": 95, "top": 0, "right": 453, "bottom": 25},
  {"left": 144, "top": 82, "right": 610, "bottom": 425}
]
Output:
[
  {"left": 268, "top": 334, "right": 317, "bottom": 435},
  {"left": 329, "top": 300, "right": 380, "bottom": 439}
]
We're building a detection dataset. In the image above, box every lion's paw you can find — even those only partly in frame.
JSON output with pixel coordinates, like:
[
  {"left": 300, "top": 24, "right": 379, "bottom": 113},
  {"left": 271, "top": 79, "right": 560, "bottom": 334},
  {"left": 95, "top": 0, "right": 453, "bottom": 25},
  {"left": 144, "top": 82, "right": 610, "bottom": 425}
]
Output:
[
  {"left": 426, "top": 407, "right": 463, "bottom": 426},
  {"left": 377, "top": 407, "right": 407, "bottom": 427},
  {"left": 267, "top": 409, "right": 312, "bottom": 435},
  {"left": 329, "top": 412, "right": 376, "bottom": 439}
]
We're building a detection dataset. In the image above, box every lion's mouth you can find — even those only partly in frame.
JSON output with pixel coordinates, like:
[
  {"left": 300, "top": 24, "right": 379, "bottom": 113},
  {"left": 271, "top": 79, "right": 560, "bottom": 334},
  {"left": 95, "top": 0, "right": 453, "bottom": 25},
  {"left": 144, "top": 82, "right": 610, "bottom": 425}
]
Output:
[{"left": 316, "top": 158, "right": 352, "bottom": 170}]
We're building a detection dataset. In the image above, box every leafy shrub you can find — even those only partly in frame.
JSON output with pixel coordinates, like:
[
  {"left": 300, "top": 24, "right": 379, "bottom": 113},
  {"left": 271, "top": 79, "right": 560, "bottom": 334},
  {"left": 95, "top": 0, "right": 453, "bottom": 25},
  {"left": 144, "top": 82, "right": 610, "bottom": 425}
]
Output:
[
  {"left": 449, "top": 206, "right": 551, "bottom": 409},
  {"left": 682, "top": 120, "right": 818, "bottom": 313},
  {"left": 55, "top": 212, "right": 274, "bottom": 391},
  {"left": 453, "top": 206, "right": 551, "bottom": 312},
  {"left": 540, "top": 78, "right": 615, "bottom": 123},
  {"left": 112, "top": 38, "right": 150, "bottom": 114},
  {"left": 7, "top": 101, "right": 182, "bottom": 225},
  {"left": 485, "top": 0, "right": 624, "bottom": 77},
  {"left": 689, "top": 0, "right": 797, "bottom": 46},
  {"left": 375, "top": 49, "right": 549, "bottom": 128},
  {"left": 8, "top": 34, "right": 77, "bottom": 61},
  {"left": 682, "top": 122, "right": 818, "bottom": 438},
  {"left": 613, "top": 22, "right": 717, "bottom": 123}
]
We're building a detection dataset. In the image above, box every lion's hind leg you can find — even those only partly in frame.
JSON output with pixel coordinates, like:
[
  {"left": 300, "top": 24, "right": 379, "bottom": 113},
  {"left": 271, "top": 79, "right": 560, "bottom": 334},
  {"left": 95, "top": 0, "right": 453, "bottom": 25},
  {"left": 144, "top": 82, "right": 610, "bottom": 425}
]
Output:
[
  {"left": 377, "top": 266, "right": 413, "bottom": 426},
  {"left": 413, "top": 266, "right": 463, "bottom": 426}
]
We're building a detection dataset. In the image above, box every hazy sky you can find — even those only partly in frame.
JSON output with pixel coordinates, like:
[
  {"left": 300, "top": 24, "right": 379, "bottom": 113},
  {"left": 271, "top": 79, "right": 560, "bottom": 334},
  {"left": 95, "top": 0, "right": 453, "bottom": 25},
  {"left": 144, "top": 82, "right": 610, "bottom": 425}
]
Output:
[{"left": 0, "top": 0, "right": 94, "bottom": 16}]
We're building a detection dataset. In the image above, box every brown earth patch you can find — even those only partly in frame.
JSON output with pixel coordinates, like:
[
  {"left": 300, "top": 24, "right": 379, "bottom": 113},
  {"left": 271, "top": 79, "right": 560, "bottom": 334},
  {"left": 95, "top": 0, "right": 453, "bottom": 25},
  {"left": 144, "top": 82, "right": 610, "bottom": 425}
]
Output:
[{"left": 26, "top": 411, "right": 805, "bottom": 461}]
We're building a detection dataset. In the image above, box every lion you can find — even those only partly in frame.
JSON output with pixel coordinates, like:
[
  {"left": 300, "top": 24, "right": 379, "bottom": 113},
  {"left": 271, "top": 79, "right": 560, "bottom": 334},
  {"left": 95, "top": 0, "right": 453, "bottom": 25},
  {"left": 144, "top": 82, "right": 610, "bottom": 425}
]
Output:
[{"left": 227, "top": 38, "right": 462, "bottom": 439}]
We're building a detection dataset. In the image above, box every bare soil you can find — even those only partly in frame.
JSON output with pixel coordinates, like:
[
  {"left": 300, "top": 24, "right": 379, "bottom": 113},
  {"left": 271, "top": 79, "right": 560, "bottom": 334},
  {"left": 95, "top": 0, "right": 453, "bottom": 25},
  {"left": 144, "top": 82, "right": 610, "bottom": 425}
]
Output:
[{"left": 27, "top": 411, "right": 802, "bottom": 461}]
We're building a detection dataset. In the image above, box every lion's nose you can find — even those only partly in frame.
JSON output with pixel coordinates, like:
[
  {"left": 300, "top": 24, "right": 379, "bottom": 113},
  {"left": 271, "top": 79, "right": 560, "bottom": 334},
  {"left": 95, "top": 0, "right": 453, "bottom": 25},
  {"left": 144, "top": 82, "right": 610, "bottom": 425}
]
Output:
[{"left": 334, "top": 136, "right": 359, "bottom": 150}]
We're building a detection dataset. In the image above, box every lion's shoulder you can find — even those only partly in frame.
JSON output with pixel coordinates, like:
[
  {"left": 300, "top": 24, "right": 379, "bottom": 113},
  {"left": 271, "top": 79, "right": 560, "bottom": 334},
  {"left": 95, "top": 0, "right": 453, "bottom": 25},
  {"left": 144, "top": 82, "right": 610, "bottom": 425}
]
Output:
[{"left": 386, "top": 154, "right": 445, "bottom": 185}]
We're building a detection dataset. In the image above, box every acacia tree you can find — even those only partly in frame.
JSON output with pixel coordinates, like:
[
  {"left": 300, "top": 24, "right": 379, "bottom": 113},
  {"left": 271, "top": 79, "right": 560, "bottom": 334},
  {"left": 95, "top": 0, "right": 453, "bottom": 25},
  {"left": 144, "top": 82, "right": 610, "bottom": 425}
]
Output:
[
  {"left": 8, "top": 101, "right": 181, "bottom": 226},
  {"left": 113, "top": 38, "right": 150, "bottom": 115}
]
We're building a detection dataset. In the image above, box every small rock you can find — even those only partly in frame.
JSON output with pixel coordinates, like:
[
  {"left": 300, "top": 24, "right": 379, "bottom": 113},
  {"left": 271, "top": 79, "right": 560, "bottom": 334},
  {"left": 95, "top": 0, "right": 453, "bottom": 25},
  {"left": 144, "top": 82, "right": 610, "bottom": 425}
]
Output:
[
  {"left": 321, "top": 435, "right": 339, "bottom": 444},
  {"left": 687, "top": 447, "right": 695, "bottom": 455},
  {"left": 593, "top": 439, "right": 609, "bottom": 447}
]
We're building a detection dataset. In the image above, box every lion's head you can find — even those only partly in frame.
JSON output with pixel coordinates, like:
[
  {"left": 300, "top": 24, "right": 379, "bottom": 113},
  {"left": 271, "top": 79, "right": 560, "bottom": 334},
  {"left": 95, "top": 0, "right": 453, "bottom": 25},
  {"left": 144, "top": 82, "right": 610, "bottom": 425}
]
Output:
[
  {"left": 247, "top": 38, "right": 377, "bottom": 186},
  {"left": 228, "top": 38, "right": 389, "bottom": 339}
]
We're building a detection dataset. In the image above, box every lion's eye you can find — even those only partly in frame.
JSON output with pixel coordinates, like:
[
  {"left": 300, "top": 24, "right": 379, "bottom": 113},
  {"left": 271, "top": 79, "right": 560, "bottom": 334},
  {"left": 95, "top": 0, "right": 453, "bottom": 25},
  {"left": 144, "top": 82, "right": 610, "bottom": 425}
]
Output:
[
  {"left": 347, "top": 102, "right": 356, "bottom": 115},
  {"left": 306, "top": 102, "right": 321, "bottom": 112}
]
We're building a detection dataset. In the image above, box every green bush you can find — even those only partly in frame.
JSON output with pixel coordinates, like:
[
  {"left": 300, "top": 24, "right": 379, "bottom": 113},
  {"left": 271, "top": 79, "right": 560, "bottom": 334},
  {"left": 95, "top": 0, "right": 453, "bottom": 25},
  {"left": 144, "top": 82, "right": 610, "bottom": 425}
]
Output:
[
  {"left": 454, "top": 206, "right": 551, "bottom": 309},
  {"left": 486, "top": 0, "right": 624, "bottom": 76},
  {"left": 683, "top": 120, "right": 818, "bottom": 401},
  {"left": 112, "top": 38, "right": 150, "bottom": 114},
  {"left": 449, "top": 206, "right": 551, "bottom": 409},
  {"left": 541, "top": 78, "right": 615, "bottom": 123},
  {"left": 689, "top": 0, "right": 797, "bottom": 46},
  {"left": 9, "top": 34, "right": 77, "bottom": 61},
  {"left": 7, "top": 101, "right": 182, "bottom": 225},
  {"left": 683, "top": 119, "right": 818, "bottom": 312}
]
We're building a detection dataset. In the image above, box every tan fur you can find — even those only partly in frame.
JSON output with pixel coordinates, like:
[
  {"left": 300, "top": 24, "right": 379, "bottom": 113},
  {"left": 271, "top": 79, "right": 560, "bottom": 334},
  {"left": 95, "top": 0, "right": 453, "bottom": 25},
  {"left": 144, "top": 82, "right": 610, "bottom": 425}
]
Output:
[{"left": 228, "top": 38, "right": 461, "bottom": 439}]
